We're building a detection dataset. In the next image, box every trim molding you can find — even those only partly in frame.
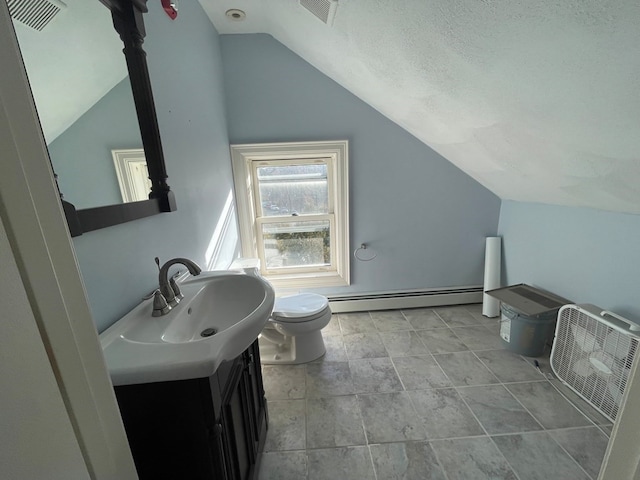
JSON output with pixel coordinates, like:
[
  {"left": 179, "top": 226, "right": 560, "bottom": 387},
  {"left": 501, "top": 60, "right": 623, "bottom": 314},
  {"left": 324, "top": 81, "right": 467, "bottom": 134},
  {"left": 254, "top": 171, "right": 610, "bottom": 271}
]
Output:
[
  {"left": 230, "top": 140, "right": 350, "bottom": 288},
  {"left": 0, "top": 3, "right": 137, "bottom": 476},
  {"left": 327, "top": 286, "right": 484, "bottom": 313}
]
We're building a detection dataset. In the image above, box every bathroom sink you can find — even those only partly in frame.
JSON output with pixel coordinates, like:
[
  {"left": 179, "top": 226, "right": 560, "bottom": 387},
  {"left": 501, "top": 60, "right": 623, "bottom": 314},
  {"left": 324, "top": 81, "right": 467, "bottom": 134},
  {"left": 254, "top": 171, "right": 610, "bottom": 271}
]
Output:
[{"left": 99, "top": 271, "right": 275, "bottom": 385}]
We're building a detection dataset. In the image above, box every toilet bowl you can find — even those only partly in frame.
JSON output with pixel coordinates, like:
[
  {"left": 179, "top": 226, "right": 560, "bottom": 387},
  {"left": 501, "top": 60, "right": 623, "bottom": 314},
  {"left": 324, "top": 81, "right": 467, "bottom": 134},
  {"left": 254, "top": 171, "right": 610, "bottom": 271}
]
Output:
[
  {"left": 231, "top": 259, "right": 331, "bottom": 365},
  {"left": 260, "top": 293, "right": 332, "bottom": 364}
]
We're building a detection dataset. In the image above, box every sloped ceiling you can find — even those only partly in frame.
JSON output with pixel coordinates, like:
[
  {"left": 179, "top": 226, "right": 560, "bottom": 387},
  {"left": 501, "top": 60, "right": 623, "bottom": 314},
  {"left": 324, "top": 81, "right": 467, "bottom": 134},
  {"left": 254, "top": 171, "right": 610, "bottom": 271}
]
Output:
[
  {"left": 12, "top": 0, "right": 127, "bottom": 143},
  {"left": 200, "top": 0, "right": 640, "bottom": 214}
]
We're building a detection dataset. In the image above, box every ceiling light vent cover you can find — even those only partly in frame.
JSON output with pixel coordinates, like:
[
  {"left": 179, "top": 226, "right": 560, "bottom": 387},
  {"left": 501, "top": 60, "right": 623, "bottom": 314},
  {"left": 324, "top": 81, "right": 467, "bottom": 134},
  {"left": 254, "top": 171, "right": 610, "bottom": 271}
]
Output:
[
  {"left": 8, "top": 0, "right": 66, "bottom": 32},
  {"left": 299, "top": 0, "right": 338, "bottom": 26}
]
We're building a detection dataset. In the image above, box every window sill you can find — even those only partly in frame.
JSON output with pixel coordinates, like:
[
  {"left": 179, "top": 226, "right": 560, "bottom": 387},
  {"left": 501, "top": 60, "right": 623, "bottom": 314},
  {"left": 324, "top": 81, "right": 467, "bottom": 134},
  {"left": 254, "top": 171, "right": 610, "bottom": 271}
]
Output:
[{"left": 264, "top": 270, "right": 349, "bottom": 291}]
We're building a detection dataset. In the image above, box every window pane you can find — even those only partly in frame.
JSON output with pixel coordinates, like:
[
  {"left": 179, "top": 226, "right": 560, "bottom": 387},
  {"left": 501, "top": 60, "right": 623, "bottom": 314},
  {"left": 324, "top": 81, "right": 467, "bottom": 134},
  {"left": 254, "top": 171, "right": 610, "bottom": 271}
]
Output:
[
  {"left": 262, "top": 220, "right": 331, "bottom": 269},
  {"left": 257, "top": 164, "right": 328, "bottom": 216}
]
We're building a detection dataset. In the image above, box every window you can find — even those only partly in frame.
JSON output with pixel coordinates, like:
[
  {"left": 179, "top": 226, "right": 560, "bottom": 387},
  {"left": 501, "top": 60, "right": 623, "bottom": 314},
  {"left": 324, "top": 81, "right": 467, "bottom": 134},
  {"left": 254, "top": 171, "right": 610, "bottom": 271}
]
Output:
[
  {"left": 112, "top": 148, "right": 151, "bottom": 203},
  {"left": 231, "top": 140, "right": 349, "bottom": 289}
]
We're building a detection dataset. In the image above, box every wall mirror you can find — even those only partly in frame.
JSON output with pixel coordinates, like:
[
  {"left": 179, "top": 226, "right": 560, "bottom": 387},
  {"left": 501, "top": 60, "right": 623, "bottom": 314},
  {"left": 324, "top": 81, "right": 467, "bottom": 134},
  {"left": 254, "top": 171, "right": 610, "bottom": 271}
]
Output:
[{"left": 9, "top": 0, "right": 175, "bottom": 236}]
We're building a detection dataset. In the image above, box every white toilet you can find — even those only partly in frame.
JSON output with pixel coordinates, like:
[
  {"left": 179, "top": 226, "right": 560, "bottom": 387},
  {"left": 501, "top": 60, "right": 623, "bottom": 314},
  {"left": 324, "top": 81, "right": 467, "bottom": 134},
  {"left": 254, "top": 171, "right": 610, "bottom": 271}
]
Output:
[{"left": 231, "top": 259, "right": 332, "bottom": 364}]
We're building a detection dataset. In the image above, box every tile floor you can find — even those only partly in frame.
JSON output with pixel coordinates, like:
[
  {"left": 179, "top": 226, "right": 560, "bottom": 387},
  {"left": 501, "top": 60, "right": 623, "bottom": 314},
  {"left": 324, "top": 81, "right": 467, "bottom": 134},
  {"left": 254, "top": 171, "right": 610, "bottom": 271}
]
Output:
[{"left": 257, "top": 304, "right": 612, "bottom": 480}]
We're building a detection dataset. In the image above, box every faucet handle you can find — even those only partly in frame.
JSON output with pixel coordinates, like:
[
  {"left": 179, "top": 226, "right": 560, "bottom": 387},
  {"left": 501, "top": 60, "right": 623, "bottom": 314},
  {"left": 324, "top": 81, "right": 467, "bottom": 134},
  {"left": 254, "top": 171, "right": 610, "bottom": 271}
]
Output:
[
  {"left": 151, "top": 289, "right": 172, "bottom": 317},
  {"left": 170, "top": 277, "right": 184, "bottom": 301},
  {"left": 142, "top": 289, "right": 157, "bottom": 300}
]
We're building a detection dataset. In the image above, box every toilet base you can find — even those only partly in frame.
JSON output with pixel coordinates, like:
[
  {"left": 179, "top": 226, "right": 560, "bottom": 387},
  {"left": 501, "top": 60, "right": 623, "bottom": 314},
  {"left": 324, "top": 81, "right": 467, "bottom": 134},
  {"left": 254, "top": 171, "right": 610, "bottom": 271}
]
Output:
[{"left": 259, "top": 330, "right": 326, "bottom": 365}]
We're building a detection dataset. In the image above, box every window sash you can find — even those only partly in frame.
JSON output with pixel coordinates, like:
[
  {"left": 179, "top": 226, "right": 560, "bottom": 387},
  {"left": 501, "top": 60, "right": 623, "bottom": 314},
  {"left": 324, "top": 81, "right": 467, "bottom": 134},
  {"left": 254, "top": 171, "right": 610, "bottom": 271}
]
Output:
[
  {"left": 256, "top": 214, "right": 336, "bottom": 275},
  {"left": 250, "top": 157, "right": 334, "bottom": 219}
]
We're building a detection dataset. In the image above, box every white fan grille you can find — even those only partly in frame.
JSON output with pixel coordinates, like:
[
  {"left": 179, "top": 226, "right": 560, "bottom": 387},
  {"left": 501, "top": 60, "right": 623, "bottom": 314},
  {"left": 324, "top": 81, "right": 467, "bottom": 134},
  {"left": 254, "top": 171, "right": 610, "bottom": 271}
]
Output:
[
  {"left": 551, "top": 306, "right": 638, "bottom": 421},
  {"left": 299, "top": 0, "right": 338, "bottom": 25},
  {"left": 8, "top": 0, "right": 66, "bottom": 31}
]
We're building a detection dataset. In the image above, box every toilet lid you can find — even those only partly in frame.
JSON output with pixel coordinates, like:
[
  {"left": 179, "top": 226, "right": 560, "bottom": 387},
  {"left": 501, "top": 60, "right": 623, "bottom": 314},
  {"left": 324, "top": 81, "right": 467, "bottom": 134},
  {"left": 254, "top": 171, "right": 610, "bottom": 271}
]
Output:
[{"left": 273, "top": 293, "right": 329, "bottom": 319}]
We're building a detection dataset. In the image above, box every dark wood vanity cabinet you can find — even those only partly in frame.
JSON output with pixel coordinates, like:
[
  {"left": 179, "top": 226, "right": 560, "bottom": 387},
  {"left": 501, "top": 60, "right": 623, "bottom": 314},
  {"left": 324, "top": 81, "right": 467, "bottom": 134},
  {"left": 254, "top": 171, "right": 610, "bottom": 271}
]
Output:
[{"left": 114, "top": 340, "right": 268, "bottom": 480}]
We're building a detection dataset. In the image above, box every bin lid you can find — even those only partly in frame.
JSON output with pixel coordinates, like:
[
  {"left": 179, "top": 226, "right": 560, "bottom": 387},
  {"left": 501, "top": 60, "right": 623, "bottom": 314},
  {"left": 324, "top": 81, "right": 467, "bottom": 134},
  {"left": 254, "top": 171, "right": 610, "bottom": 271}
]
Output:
[{"left": 486, "top": 284, "right": 571, "bottom": 316}]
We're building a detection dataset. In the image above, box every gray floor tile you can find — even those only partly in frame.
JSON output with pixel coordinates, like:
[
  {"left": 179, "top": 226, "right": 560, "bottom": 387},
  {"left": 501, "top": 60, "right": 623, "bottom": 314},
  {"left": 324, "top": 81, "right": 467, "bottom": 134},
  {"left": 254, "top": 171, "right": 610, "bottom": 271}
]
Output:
[
  {"left": 493, "top": 432, "right": 591, "bottom": 480},
  {"left": 350, "top": 357, "right": 404, "bottom": 393},
  {"left": 380, "top": 331, "right": 429, "bottom": 356},
  {"left": 338, "top": 312, "right": 375, "bottom": 334},
  {"left": 392, "top": 355, "right": 452, "bottom": 390},
  {"left": 434, "top": 306, "right": 480, "bottom": 326},
  {"left": 465, "top": 304, "right": 500, "bottom": 325},
  {"left": 264, "top": 400, "right": 306, "bottom": 452},
  {"left": 430, "top": 437, "right": 517, "bottom": 480},
  {"left": 259, "top": 307, "right": 605, "bottom": 480},
  {"left": 409, "top": 388, "right": 484, "bottom": 439},
  {"left": 549, "top": 378, "right": 613, "bottom": 426},
  {"left": 451, "top": 325, "right": 504, "bottom": 351},
  {"left": 306, "top": 362, "right": 355, "bottom": 397},
  {"left": 481, "top": 317, "right": 501, "bottom": 328},
  {"left": 263, "top": 365, "right": 306, "bottom": 400},
  {"left": 464, "top": 303, "right": 483, "bottom": 314},
  {"left": 371, "top": 310, "right": 413, "bottom": 331},
  {"left": 314, "top": 334, "right": 348, "bottom": 363},
  {"left": 344, "top": 332, "right": 388, "bottom": 359},
  {"left": 464, "top": 303, "right": 484, "bottom": 317},
  {"left": 322, "top": 315, "right": 342, "bottom": 335},
  {"left": 475, "top": 349, "right": 543, "bottom": 383},
  {"left": 358, "top": 392, "right": 425, "bottom": 443},
  {"left": 417, "top": 328, "right": 469, "bottom": 354},
  {"left": 306, "top": 396, "right": 366, "bottom": 448},
  {"left": 259, "top": 451, "right": 307, "bottom": 480},
  {"left": 550, "top": 427, "right": 610, "bottom": 478},
  {"left": 370, "top": 441, "right": 446, "bottom": 480},
  {"left": 506, "top": 381, "right": 593, "bottom": 429},
  {"left": 307, "top": 446, "right": 374, "bottom": 480},
  {"left": 457, "top": 384, "right": 543, "bottom": 434},
  {"left": 433, "top": 351, "right": 500, "bottom": 386},
  {"left": 402, "top": 308, "right": 447, "bottom": 329}
]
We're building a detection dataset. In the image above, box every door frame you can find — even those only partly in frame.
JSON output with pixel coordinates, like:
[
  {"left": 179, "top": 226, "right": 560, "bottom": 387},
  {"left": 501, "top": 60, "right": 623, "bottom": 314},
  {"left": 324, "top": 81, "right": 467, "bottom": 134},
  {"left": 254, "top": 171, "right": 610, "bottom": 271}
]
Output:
[{"left": 0, "top": 2, "right": 137, "bottom": 478}]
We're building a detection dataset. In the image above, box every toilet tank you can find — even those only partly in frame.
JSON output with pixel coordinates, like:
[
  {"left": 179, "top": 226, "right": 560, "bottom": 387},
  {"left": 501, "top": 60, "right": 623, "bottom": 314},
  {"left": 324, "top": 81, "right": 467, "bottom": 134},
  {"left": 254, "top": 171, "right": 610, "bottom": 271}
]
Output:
[{"left": 230, "top": 258, "right": 260, "bottom": 276}]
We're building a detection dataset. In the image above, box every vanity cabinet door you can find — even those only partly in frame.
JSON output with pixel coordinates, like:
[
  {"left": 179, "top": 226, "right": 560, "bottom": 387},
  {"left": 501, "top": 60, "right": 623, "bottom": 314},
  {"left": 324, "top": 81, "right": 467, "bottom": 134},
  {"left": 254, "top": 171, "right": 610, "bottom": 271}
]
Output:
[
  {"left": 243, "top": 340, "right": 268, "bottom": 456},
  {"left": 114, "top": 341, "right": 267, "bottom": 480},
  {"left": 220, "top": 357, "right": 255, "bottom": 480},
  {"left": 114, "top": 379, "right": 219, "bottom": 480},
  {"left": 218, "top": 340, "right": 268, "bottom": 480}
]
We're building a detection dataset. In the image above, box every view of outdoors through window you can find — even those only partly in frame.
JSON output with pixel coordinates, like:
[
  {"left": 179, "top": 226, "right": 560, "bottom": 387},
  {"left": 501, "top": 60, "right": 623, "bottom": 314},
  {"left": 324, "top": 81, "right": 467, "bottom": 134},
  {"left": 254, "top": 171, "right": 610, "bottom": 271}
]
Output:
[{"left": 257, "top": 163, "right": 331, "bottom": 269}]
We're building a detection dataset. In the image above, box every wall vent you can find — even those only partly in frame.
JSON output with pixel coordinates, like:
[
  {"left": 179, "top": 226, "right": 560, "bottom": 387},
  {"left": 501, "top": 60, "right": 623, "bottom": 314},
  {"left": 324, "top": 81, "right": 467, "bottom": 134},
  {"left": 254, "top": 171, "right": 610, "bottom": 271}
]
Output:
[
  {"left": 8, "top": 0, "right": 67, "bottom": 32},
  {"left": 299, "top": 0, "right": 338, "bottom": 26}
]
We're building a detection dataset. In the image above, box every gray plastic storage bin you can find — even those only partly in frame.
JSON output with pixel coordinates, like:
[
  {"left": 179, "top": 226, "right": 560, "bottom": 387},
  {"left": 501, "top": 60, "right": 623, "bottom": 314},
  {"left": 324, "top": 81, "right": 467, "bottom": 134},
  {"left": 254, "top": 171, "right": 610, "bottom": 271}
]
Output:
[{"left": 499, "top": 303, "right": 557, "bottom": 357}]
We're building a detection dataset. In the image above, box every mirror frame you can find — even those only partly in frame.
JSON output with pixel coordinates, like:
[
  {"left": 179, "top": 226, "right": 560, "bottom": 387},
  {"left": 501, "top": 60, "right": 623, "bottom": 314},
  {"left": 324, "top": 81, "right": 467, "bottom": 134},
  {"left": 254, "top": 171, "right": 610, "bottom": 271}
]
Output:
[{"left": 62, "top": 0, "right": 176, "bottom": 237}]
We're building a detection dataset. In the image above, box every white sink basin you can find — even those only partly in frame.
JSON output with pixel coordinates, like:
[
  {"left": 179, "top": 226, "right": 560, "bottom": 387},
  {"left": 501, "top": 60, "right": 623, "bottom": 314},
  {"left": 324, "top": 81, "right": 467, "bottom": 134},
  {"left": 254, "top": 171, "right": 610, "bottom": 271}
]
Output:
[{"left": 100, "top": 270, "right": 274, "bottom": 386}]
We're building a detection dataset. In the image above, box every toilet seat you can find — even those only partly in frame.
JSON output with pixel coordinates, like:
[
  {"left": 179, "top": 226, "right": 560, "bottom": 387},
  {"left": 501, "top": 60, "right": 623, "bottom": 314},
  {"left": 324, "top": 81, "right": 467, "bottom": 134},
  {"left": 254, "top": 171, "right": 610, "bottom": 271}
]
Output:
[
  {"left": 272, "top": 293, "right": 329, "bottom": 321},
  {"left": 271, "top": 306, "right": 331, "bottom": 324}
]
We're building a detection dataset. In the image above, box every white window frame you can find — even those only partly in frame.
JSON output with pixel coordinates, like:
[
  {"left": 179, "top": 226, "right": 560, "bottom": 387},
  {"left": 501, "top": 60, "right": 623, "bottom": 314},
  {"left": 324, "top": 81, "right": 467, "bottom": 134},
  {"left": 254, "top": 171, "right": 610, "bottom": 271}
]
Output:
[
  {"left": 112, "top": 148, "right": 151, "bottom": 203},
  {"left": 231, "top": 140, "right": 350, "bottom": 289}
]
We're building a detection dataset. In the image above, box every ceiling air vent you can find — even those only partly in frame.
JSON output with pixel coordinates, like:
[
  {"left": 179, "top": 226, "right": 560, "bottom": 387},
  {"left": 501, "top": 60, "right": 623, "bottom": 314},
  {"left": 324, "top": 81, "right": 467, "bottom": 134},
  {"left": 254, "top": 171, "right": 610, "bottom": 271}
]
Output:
[
  {"left": 299, "top": 0, "right": 338, "bottom": 26},
  {"left": 8, "top": 0, "right": 67, "bottom": 32}
]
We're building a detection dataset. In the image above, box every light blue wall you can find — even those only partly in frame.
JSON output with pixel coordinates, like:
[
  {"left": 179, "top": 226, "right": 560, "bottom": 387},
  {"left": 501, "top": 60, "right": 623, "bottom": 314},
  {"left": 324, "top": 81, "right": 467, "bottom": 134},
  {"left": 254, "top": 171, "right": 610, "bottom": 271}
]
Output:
[
  {"left": 220, "top": 34, "right": 501, "bottom": 295},
  {"left": 72, "top": 2, "right": 238, "bottom": 333},
  {"left": 48, "top": 78, "right": 141, "bottom": 209},
  {"left": 498, "top": 201, "right": 640, "bottom": 322}
]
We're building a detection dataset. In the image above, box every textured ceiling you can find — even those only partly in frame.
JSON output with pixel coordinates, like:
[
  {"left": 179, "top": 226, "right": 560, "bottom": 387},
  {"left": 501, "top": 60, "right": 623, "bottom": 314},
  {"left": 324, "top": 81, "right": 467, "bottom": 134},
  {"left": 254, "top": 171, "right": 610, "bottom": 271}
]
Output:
[
  {"left": 13, "top": 0, "right": 640, "bottom": 213},
  {"left": 200, "top": 0, "right": 640, "bottom": 214}
]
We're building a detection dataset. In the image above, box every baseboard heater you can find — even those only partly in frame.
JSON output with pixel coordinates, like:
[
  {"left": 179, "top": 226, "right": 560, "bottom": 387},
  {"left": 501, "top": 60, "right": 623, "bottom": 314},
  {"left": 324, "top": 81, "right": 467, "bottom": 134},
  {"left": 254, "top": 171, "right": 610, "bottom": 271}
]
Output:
[{"left": 326, "top": 285, "right": 483, "bottom": 313}]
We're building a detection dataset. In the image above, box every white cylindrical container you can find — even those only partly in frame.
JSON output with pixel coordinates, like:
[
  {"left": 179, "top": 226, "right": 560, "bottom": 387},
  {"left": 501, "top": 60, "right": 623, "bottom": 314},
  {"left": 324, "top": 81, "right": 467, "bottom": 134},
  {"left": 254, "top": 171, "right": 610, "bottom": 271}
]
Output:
[{"left": 482, "top": 237, "right": 501, "bottom": 317}]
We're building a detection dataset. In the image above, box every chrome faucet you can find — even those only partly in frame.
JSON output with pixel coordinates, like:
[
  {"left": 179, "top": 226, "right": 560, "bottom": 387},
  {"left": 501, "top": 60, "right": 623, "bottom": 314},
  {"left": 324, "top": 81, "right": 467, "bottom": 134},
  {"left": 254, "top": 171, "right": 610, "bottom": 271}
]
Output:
[{"left": 158, "top": 257, "right": 202, "bottom": 308}]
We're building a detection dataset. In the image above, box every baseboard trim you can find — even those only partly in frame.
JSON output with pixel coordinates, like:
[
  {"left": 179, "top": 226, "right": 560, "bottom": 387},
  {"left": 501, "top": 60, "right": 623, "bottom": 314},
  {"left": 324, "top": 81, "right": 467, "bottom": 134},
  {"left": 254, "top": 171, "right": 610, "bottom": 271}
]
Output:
[{"left": 327, "top": 286, "right": 483, "bottom": 313}]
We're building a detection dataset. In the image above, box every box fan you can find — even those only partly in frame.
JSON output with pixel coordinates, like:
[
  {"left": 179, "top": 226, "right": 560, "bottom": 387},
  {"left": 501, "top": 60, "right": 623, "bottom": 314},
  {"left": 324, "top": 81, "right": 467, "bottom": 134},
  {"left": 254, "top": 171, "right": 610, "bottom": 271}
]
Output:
[{"left": 551, "top": 304, "right": 640, "bottom": 422}]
